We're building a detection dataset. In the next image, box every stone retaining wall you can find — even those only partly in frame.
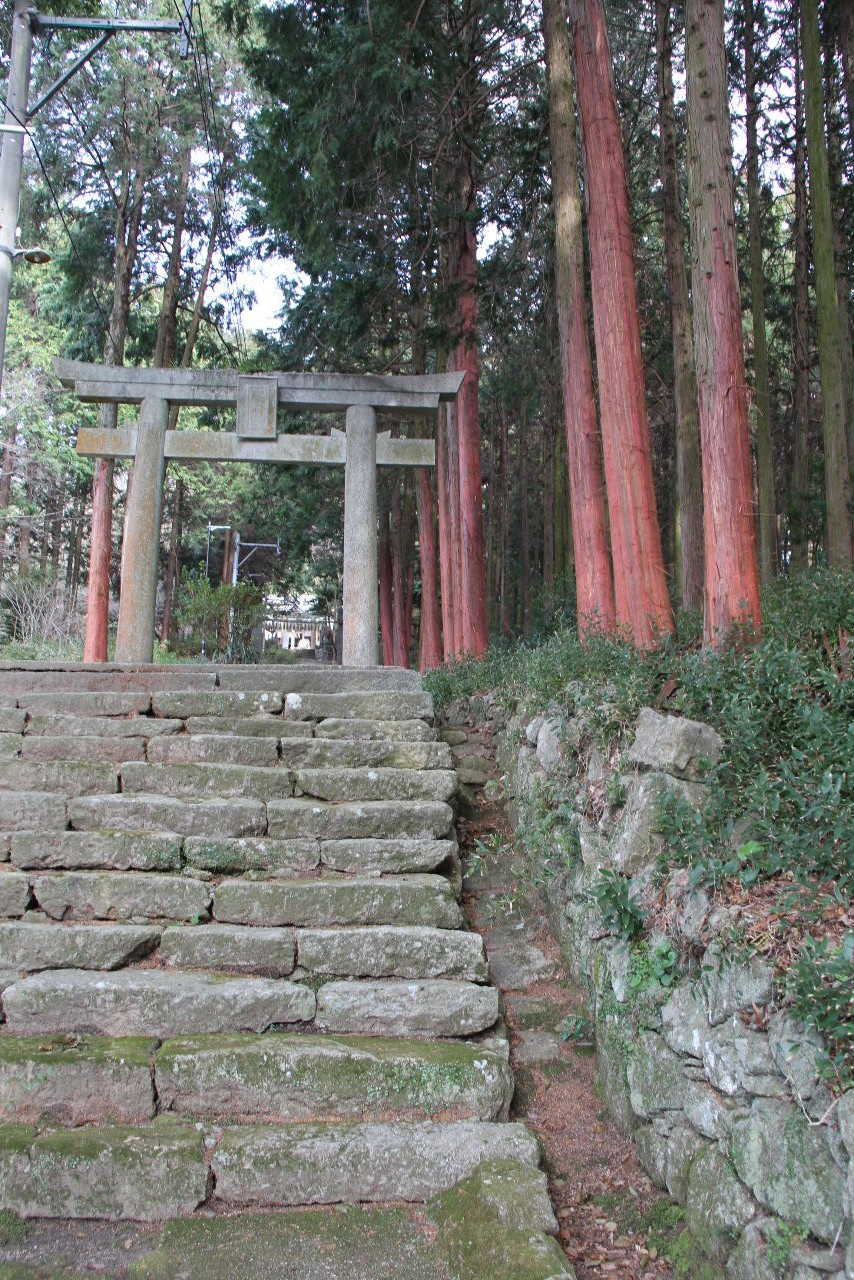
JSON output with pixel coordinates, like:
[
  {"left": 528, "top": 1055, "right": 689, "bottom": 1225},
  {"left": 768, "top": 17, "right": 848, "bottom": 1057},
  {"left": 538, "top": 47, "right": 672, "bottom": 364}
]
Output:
[{"left": 449, "top": 694, "right": 854, "bottom": 1280}]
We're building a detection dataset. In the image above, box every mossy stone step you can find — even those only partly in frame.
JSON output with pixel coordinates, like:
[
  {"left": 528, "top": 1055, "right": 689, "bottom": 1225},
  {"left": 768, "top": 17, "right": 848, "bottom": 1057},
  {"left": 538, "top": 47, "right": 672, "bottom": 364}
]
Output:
[
  {"left": 0, "top": 793, "right": 68, "bottom": 832},
  {"left": 2, "top": 969, "right": 315, "bottom": 1036},
  {"left": 68, "top": 795, "right": 267, "bottom": 838},
  {"left": 159, "top": 924, "right": 295, "bottom": 977},
  {"left": 120, "top": 761, "right": 294, "bottom": 802},
  {"left": 293, "top": 767, "right": 456, "bottom": 803},
  {"left": 0, "top": 874, "right": 30, "bottom": 918},
  {"left": 0, "top": 1036, "right": 156, "bottom": 1125},
  {"left": 10, "top": 832, "right": 183, "bottom": 873},
  {"left": 295, "top": 925, "right": 487, "bottom": 981},
  {"left": 314, "top": 717, "right": 436, "bottom": 741},
  {"left": 282, "top": 691, "right": 433, "bottom": 722},
  {"left": 0, "top": 1119, "right": 208, "bottom": 1220},
  {"left": 314, "top": 979, "right": 499, "bottom": 1038},
  {"left": 183, "top": 835, "right": 318, "bottom": 876},
  {"left": 210, "top": 1119, "right": 539, "bottom": 1207},
  {"left": 217, "top": 665, "right": 423, "bottom": 693},
  {"left": 318, "top": 836, "right": 456, "bottom": 876},
  {"left": 0, "top": 761, "right": 118, "bottom": 797},
  {"left": 16, "top": 692, "right": 152, "bottom": 718},
  {"left": 275, "top": 738, "right": 453, "bottom": 770},
  {"left": 31, "top": 872, "right": 211, "bottom": 923},
  {"left": 183, "top": 715, "right": 312, "bottom": 738},
  {"left": 152, "top": 691, "right": 283, "bottom": 719},
  {"left": 266, "top": 799, "right": 453, "bottom": 841},
  {"left": 20, "top": 736, "right": 147, "bottom": 764},
  {"left": 0, "top": 734, "right": 20, "bottom": 759},
  {"left": 213, "top": 875, "right": 462, "bottom": 930},
  {"left": 24, "top": 714, "right": 182, "bottom": 739},
  {"left": 0, "top": 710, "right": 26, "bottom": 734},
  {"left": 0, "top": 922, "right": 161, "bottom": 971},
  {"left": 154, "top": 1032, "right": 513, "bottom": 1123},
  {"left": 146, "top": 735, "right": 279, "bottom": 766},
  {"left": 0, "top": 667, "right": 216, "bottom": 694}
]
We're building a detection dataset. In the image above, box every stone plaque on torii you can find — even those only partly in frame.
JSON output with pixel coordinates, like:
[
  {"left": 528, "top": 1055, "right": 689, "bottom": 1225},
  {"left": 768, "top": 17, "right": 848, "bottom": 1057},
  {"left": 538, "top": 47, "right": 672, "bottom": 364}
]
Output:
[{"left": 55, "top": 360, "right": 464, "bottom": 668}]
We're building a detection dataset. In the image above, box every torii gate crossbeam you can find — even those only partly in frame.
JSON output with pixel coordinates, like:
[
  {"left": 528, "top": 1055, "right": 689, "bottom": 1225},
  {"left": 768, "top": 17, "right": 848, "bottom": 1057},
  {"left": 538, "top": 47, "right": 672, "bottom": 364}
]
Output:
[{"left": 56, "top": 360, "right": 464, "bottom": 669}]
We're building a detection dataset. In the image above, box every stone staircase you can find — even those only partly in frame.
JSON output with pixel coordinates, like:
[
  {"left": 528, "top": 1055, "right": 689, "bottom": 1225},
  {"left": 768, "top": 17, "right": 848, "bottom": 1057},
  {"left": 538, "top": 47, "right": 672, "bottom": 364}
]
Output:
[{"left": 0, "top": 662, "right": 570, "bottom": 1278}]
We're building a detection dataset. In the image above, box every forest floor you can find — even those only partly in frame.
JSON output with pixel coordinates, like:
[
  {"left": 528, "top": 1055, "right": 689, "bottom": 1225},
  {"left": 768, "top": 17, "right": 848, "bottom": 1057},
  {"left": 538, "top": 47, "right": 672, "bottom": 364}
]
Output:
[{"left": 456, "top": 725, "right": 681, "bottom": 1280}]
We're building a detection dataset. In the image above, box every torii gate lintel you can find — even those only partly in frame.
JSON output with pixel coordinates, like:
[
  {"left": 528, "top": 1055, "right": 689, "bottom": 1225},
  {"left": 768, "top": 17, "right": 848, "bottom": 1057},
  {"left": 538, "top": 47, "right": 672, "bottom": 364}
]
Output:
[{"left": 55, "top": 360, "right": 463, "bottom": 669}]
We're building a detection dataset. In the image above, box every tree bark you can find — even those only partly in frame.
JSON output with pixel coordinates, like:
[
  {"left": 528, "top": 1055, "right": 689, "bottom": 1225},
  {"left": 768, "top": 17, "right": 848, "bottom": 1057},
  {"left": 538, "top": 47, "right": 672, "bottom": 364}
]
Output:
[
  {"left": 542, "top": 404, "right": 555, "bottom": 593},
  {"left": 379, "top": 503, "right": 394, "bottom": 667},
  {"left": 790, "top": 32, "right": 812, "bottom": 573},
  {"left": 84, "top": 162, "right": 146, "bottom": 662},
  {"left": 0, "top": 420, "right": 17, "bottom": 578},
  {"left": 655, "top": 0, "right": 704, "bottom": 610},
  {"left": 744, "top": 0, "right": 777, "bottom": 582},
  {"left": 417, "top": 467, "right": 442, "bottom": 670},
  {"left": 686, "top": 0, "right": 762, "bottom": 644},
  {"left": 569, "top": 0, "right": 674, "bottom": 646},
  {"left": 543, "top": 0, "right": 616, "bottom": 637},
  {"left": 518, "top": 403, "right": 532, "bottom": 638},
  {"left": 801, "top": 0, "right": 853, "bottom": 566},
  {"left": 160, "top": 478, "right": 182, "bottom": 644},
  {"left": 839, "top": 0, "right": 854, "bottom": 138}
]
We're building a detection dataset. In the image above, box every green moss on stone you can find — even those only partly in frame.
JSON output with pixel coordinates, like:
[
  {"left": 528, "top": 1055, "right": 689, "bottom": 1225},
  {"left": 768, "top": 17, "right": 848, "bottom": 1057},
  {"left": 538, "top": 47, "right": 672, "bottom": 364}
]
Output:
[
  {"left": 0, "top": 1037, "right": 156, "bottom": 1070},
  {"left": 0, "top": 1209, "right": 29, "bottom": 1246},
  {"left": 669, "top": 1227, "right": 727, "bottom": 1280}
]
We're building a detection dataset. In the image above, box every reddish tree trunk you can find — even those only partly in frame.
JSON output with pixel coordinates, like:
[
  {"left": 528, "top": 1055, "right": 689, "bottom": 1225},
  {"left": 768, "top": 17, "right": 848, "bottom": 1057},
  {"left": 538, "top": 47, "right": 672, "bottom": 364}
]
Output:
[
  {"left": 417, "top": 467, "right": 443, "bottom": 670},
  {"left": 686, "top": 0, "right": 762, "bottom": 644},
  {"left": 437, "top": 410, "right": 457, "bottom": 661},
  {"left": 83, "top": 461, "right": 113, "bottom": 662},
  {"left": 518, "top": 404, "right": 532, "bottom": 638},
  {"left": 453, "top": 218, "right": 489, "bottom": 656},
  {"left": 569, "top": 0, "right": 674, "bottom": 647},
  {"left": 379, "top": 507, "right": 394, "bottom": 667},
  {"left": 543, "top": 0, "right": 616, "bottom": 637},
  {"left": 790, "top": 27, "right": 811, "bottom": 571}
]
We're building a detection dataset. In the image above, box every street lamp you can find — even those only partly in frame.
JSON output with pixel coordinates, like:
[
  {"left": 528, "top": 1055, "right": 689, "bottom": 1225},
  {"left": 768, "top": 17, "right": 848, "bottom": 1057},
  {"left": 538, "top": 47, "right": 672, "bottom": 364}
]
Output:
[{"left": 0, "top": 245, "right": 51, "bottom": 266}]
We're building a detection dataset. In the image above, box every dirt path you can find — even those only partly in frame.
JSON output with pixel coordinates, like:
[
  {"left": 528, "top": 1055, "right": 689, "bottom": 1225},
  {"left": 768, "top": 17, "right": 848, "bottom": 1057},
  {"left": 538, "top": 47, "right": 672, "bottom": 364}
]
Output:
[{"left": 455, "top": 728, "right": 678, "bottom": 1280}]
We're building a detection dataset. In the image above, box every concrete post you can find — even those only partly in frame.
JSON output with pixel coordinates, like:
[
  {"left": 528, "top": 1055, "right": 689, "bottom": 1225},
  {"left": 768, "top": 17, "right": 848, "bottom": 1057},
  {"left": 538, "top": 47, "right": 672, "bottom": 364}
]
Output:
[
  {"left": 342, "top": 404, "right": 378, "bottom": 667},
  {"left": 115, "top": 396, "right": 169, "bottom": 663}
]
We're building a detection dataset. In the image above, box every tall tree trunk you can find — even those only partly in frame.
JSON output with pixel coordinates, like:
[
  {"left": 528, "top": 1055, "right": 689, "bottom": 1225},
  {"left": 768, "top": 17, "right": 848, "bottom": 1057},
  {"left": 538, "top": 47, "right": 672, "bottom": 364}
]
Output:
[
  {"left": 655, "top": 0, "right": 704, "bottom": 610},
  {"left": 390, "top": 477, "right": 410, "bottom": 668},
  {"left": 822, "top": 34, "right": 854, "bottom": 480},
  {"left": 543, "top": 0, "right": 616, "bottom": 636},
  {"left": 839, "top": 0, "right": 854, "bottom": 138},
  {"left": 50, "top": 472, "right": 67, "bottom": 575},
  {"left": 161, "top": 478, "right": 182, "bottom": 644},
  {"left": 417, "top": 467, "right": 442, "bottom": 670},
  {"left": 518, "top": 404, "right": 532, "bottom": 638},
  {"left": 154, "top": 143, "right": 192, "bottom": 371},
  {"left": 0, "top": 420, "right": 17, "bottom": 579},
  {"left": 686, "top": 0, "right": 762, "bottom": 644},
  {"left": 542, "top": 405, "right": 555, "bottom": 593},
  {"left": 499, "top": 407, "right": 511, "bottom": 635},
  {"left": 790, "top": 31, "right": 812, "bottom": 573},
  {"left": 84, "top": 163, "right": 146, "bottom": 662},
  {"left": 745, "top": 0, "right": 777, "bottom": 581},
  {"left": 379, "top": 503, "right": 394, "bottom": 667},
  {"left": 451, "top": 213, "right": 488, "bottom": 656},
  {"left": 801, "top": 0, "right": 853, "bottom": 566},
  {"left": 569, "top": 0, "right": 674, "bottom": 647},
  {"left": 437, "top": 411, "right": 456, "bottom": 661}
]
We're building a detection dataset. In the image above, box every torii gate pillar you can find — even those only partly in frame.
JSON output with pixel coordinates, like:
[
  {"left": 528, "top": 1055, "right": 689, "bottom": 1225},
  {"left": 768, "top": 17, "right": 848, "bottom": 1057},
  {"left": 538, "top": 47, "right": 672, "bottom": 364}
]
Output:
[
  {"left": 342, "top": 404, "right": 378, "bottom": 667},
  {"left": 115, "top": 396, "right": 169, "bottom": 664}
]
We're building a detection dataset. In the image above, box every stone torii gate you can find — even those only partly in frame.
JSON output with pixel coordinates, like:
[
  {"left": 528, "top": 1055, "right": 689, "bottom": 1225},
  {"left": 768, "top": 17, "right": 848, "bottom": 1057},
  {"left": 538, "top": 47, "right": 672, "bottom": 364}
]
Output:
[{"left": 55, "top": 360, "right": 464, "bottom": 668}]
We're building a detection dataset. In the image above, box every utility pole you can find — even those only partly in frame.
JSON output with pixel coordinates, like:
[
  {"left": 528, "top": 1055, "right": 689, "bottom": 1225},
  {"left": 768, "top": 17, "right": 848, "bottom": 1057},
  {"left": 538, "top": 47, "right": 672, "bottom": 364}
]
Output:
[
  {"left": 0, "top": 2, "right": 194, "bottom": 399},
  {"left": 0, "top": 0, "right": 34, "bottom": 401}
]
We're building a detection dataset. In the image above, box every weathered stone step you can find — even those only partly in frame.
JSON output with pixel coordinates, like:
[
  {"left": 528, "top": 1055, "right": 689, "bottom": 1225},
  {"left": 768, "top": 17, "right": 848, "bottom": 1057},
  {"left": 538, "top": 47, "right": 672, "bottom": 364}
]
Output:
[
  {"left": 318, "top": 836, "right": 456, "bottom": 876},
  {"left": 147, "top": 733, "right": 280, "bottom": 766},
  {"left": 21, "top": 735, "right": 147, "bottom": 763},
  {"left": 184, "top": 715, "right": 312, "bottom": 738},
  {"left": 294, "top": 766, "right": 456, "bottom": 803},
  {"left": 153, "top": 690, "right": 283, "bottom": 719},
  {"left": 214, "top": 875, "right": 463, "bottom": 930},
  {"left": 0, "top": 1118, "right": 209, "bottom": 1220},
  {"left": 211, "top": 1119, "right": 539, "bottom": 1208},
  {"left": 266, "top": 799, "right": 454, "bottom": 840},
  {"left": 10, "top": 830, "right": 183, "bottom": 872},
  {"left": 159, "top": 924, "right": 295, "bottom": 977},
  {"left": 184, "top": 835, "right": 319, "bottom": 875},
  {"left": 0, "top": 1035, "right": 157, "bottom": 1125},
  {"left": 2, "top": 969, "right": 315, "bottom": 1035},
  {"left": 29, "top": 871, "right": 212, "bottom": 923},
  {"left": 155, "top": 1033, "right": 513, "bottom": 1123},
  {"left": 69, "top": 794, "right": 267, "bottom": 838},
  {"left": 315, "top": 979, "right": 499, "bottom": 1038},
  {"left": 0, "top": 665, "right": 216, "bottom": 693},
  {"left": 295, "top": 925, "right": 487, "bottom": 981},
  {"left": 0, "top": 709, "right": 26, "bottom": 733},
  {"left": 120, "top": 761, "right": 295, "bottom": 802},
  {"left": 282, "top": 691, "right": 433, "bottom": 722},
  {"left": 25, "top": 713, "right": 183, "bottom": 738},
  {"left": 217, "top": 665, "right": 423, "bottom": 693},
  {"left": 0, "top": 792, "right": 68, "bottom": 832},
  {"left": 315, "top": 717, "right": 436, "bottom": 741},
  {"left": 0, "top": 759, "right": 118, "bottom": 795},
  {"left": 16, "top": 691, "right": 152, "bottom": 718},
  {"left": 0, "top": 922, "right": 161, "bottom": 971},
  {"left": 0, "top": 872, "right": 29, "bottom": 916}
]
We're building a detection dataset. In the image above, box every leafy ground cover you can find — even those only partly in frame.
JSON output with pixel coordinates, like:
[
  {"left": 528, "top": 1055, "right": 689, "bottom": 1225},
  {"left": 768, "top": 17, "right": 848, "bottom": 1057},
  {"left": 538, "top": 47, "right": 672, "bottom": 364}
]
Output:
[{"left": 426, "top": 569, "right": 854, "bottom": 1086}]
